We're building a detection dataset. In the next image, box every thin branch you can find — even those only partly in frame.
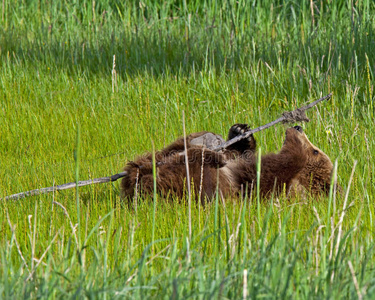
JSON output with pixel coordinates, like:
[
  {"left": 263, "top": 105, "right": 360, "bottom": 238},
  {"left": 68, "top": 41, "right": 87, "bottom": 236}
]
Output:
[
  {"left": 5, "top": 172, "right": 127, "bottom": 201},
  {"left": 212, "top": 93, "right": 332, "bottom": 151},
  {"left": 4, "top": 93, "right": 332, "bottom": 201}
]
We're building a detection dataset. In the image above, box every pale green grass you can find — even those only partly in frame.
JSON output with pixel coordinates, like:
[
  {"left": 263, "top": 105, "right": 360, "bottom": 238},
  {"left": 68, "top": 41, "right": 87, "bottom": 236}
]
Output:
[{"left": 1, "top": 0, "right": 375, "bottom": 298}]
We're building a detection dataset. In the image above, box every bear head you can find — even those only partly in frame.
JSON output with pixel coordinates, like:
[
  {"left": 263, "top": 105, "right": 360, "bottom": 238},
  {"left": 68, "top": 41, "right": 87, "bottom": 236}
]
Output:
[{"left": 289, "top": 125, "right": 335, "bottom": 196}]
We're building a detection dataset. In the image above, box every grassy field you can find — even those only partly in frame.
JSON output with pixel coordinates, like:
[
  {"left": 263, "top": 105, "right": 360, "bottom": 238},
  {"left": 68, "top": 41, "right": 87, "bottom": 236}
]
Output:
[{"left": 1, "top": 0, "right": 375, "bottom": 298}]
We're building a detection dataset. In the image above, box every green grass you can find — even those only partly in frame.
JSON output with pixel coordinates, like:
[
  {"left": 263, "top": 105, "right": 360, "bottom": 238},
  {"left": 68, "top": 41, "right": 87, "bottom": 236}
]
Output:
[{"left": 1, "top": 0, "right": 375, "bottom": 298}]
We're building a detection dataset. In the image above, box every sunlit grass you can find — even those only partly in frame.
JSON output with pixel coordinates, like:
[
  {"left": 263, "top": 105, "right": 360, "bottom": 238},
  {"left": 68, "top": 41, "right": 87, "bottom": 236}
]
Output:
[{"left": 1, "top": 0, "right": 375, "bottom": 298}]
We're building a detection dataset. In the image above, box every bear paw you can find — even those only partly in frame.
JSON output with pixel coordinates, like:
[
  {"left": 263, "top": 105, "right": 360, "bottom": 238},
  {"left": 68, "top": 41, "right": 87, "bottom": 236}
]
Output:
[
  {"left": 226, "top": 123, "right": 256, "bottom": 155},
  {"left": 228, "top": 123, "right": 251, "bottom": 140}
]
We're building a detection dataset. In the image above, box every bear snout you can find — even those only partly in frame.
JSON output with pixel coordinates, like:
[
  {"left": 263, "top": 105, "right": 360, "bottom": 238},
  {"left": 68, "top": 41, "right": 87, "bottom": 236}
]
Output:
[{"left": 294, "top": 125, "right": 303, "bottom": 133}]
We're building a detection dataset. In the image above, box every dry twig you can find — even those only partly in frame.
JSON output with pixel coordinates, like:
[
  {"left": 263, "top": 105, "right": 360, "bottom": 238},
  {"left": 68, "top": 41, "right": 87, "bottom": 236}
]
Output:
[{"left": 5, "top": 172, "right": 127, "bottom": 201}]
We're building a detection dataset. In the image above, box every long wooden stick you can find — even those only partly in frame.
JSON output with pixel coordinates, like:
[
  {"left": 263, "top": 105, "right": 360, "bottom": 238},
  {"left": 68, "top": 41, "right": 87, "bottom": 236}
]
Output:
[
  {"left": 4, "top": 93, "right": 332, "bottom": 201},
  {"left": 5, "top": 172, "right": 127, "bottom": 201}
]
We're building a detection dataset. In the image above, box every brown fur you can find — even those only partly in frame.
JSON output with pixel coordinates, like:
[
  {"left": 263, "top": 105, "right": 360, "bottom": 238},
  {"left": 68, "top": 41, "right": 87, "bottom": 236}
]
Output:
[
  {"left": 121, "top": 125, "right": 335, "bottom": 202},
  {"left": 121, "top": 130, "right": 241, "bottom": 201},
  {"left": 287, "top": 129, "right": 336, "bottom": 196}
]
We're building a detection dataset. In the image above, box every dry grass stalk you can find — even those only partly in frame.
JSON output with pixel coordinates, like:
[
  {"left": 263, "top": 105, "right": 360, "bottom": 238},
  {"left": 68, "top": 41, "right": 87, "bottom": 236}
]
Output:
[
  {"left": 53, "top": 201, "right": 79, "bottom": 247},
  {"left": 182, "top": 111, "right": 192, "bottom": 241}
]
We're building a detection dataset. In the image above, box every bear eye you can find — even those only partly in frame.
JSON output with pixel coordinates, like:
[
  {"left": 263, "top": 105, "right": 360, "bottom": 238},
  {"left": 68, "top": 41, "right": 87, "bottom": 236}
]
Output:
[
  {"left": 294, "top": 126, "right": 303, "bottom": 133},
  {"left": 313, "top": 149, "right": 319, "bottom": 155}
]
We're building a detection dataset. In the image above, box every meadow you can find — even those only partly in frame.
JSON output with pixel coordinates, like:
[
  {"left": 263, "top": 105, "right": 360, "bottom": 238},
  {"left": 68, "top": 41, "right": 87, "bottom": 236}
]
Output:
[{"left": 0, "top": 0, "right": 374, "bottom": 298}]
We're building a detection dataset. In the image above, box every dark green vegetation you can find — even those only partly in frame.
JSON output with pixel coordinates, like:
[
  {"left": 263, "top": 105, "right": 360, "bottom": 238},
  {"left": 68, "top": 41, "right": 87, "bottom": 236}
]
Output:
[{"left": 1, "top": 0, "right": 375, "bottom": 298}]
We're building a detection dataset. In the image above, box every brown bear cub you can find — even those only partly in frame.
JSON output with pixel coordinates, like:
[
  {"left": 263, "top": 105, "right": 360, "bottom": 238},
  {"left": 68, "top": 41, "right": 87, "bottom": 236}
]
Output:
[{"left": 121, "top": 125, "right": 335, "bottom": 202}]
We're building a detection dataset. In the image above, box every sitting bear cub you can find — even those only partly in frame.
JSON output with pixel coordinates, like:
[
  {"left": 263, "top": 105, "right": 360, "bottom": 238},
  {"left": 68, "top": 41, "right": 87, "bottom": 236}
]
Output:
[{"left": 121, "top": 125, "right": 335, "bottom": 201}]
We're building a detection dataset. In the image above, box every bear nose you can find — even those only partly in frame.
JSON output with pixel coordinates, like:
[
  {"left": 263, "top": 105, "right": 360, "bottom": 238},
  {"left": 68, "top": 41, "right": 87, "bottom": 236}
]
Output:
[{"left": 294, "top": 126, "right": 303, "bottom": 133}]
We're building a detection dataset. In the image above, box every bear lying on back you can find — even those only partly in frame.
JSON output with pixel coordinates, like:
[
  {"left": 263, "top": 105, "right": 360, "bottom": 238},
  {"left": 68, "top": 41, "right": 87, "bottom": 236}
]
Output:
[{"left": 121, "top": 125, "right": 335, "bottom": 202}]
